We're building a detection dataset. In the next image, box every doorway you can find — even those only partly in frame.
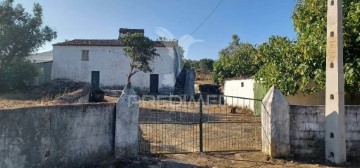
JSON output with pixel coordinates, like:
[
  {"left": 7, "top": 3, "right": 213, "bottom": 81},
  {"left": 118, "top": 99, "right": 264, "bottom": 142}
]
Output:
[
  {"left": 91, "top": 71, "right": 100, "bottom": 89},
  {"left": 150, "top": 74, "right": 159, "bottom": 94}
]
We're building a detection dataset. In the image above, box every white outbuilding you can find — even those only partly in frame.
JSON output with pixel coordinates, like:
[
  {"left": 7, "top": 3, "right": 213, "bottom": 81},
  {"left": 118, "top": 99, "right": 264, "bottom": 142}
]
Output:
[{"left": 224, "top": 78, "right": 255, "bottom": 111}]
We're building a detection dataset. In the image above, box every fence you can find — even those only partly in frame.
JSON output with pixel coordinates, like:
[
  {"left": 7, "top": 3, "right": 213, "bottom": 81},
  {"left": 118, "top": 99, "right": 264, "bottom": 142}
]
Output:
[{"left": 138, "top": 95, "right": 262, "bottom": 154}]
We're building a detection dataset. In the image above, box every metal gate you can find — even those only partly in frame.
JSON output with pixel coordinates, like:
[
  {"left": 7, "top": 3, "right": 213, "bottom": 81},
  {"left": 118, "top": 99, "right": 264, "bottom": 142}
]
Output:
[{"left": 138, "top": 95, "right": 261, "bottom": 154}]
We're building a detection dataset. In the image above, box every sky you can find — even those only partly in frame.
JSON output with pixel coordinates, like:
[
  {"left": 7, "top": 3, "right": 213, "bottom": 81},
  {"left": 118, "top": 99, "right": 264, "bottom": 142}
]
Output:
[{"left": 15, "top": 0, "right": 297, "bottom": 60}]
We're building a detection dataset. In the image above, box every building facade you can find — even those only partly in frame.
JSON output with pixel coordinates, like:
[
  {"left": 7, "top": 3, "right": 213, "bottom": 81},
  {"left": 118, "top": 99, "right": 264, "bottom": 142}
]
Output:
[
  {"left": 224, "top": 78, "right": 255, "bottom": 111},
  {"left": 51, "top": 29, "right": 183, "bottom": 93},
  {"left": 27, "top": 51, "right": 53, "bottom": 85}
]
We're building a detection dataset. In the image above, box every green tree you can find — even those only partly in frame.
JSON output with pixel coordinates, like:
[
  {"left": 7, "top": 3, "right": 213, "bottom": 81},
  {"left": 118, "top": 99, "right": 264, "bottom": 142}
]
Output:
[
  {"left": 293, "top": 0, "right": 360, "bottom": 93},
  {"left": 198, "top": 58, "right": 214, "bottom": 73},
  {"left": 182, "top": 59, "right": 200, "bottom": 70},
  {"left": 0, "top": 0, "right": 56, "bottom": 92},
  {"left": 0, "top": 58, "right": 39, "bottom": 91},
  {"left": 213, "top": 35, "right": 259, "bottom": 83},
  {"left": 256, "top": 0, "right": 360, "bottom": 95},
  {"left": 183, "top": 59, "right": 195, "bottom": 70},
  {"left": 255, "top": 36, "right": 302, "bottom": 95},
  {"left": 119, "top": 33, "right": 159, "bottom": 82}
]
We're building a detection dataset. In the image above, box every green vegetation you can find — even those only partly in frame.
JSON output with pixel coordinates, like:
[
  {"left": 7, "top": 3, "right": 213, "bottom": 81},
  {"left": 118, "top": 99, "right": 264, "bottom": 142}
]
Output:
[
  {"left": 255, "top": 36, "right": 301, "bottom": 95},
  {"left": 0, "top": 59, "right": 39, "bottom": 92},
  {"left": 212, "top": 35, "right": 260, "bottom": 83},
  {"left": 0, "top": 0, "right": 57, "bottom": 92},
  {"left": 119, "top": 33, "right": 159, "bottom": 82},
  {"left": 183, "top": 58, "right": 214, "bottom": 73},
  {"left": 214, "top": 0, "right": 360, "bottom": 95}
]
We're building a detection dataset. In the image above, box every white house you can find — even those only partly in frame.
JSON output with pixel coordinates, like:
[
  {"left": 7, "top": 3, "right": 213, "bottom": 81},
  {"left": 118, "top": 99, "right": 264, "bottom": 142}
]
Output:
[{"left": 51, "top": 28, "right": 183, "bottom": 93}]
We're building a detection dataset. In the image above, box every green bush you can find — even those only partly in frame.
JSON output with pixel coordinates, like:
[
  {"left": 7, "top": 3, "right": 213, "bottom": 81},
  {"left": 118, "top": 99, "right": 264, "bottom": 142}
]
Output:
[{"left": 0, "top": 59, "right": 39, "bottom": 92}]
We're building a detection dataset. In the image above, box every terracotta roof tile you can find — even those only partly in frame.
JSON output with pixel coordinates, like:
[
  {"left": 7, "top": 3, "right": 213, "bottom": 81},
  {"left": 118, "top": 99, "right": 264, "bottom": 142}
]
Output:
[{"left": 53, "top": 39, "right": 177, "bottom": 47}]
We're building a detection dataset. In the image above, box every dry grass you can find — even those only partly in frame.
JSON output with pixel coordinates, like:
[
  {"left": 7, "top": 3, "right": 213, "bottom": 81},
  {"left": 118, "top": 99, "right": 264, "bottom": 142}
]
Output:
[
  {"left": 0, "top": 79, "right": 90, "bottom": 109},
  {"left": 0, "top": 92, "right": 59, "bottom": 109},
  {"left": 195, "top": 72, "right": 214, "bottom": 85}
]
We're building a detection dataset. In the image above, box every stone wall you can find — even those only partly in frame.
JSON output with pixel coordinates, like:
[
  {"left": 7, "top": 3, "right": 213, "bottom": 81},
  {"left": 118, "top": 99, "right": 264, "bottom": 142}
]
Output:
[
  {"left": 54, "top": 83, "right": 91, "bottom": 104},
  {"left": 289, "top": 105, "right": 325, "bottom": 158},
  {"left": 0, "top": 103, "right": 116, "bottom": 168},
  {"left": 290, "top": 105, "right": 360, "bottom": 161}
]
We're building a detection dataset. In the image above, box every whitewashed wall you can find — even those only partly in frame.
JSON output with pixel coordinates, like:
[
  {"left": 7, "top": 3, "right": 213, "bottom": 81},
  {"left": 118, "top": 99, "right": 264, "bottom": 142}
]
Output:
[
  {"left": 52, "top": 46, "right": 180, "bottom": 91},
  {"left": 224, "top": 79, "right": 255, "bottom": 111},
  {"left": 286, "top": 91, "right": 325, "bottom": 105}
]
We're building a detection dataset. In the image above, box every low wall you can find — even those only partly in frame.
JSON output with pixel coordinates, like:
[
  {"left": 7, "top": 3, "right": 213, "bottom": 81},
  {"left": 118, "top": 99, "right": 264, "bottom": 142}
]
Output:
[
  {"left": 55, "top": 83, "right": 91, "bottom": 104},
  {"left": 0, "top": 103, "right": 115, "bottom": 167},
  {"left": 290, "top": 105, "right": 360, "bottom": 161},
  {"left": 286, "top": 91, "right": 325, "bottom": 105}
]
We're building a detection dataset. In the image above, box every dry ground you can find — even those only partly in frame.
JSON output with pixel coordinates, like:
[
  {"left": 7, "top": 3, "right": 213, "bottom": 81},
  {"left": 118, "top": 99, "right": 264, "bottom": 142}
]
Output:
[
  {"left": 0, "top": 92, "right": 57, "bottom": 109},
  {"left": 195, "top": 73, "right": 213, "bottom": 85},
  {"left": 160, "top": 152, "right": 329, "bottom": 168},
  {"left": 91, "top": 152, "right": 343, "bottom": 168},
  {"left": 0, "top": 79, "right": 89, "bottom": 109}
]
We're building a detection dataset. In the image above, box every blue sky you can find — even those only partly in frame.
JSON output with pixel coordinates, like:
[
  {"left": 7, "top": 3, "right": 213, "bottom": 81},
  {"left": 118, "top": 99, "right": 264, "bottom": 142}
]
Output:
[{"left": 16, "top": 0, "right": 297, "bottom": 60}]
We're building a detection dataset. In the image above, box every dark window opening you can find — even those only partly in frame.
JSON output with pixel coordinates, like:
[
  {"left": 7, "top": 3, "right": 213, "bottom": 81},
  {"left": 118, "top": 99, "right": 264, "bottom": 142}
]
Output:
[{"left": 81, "top": 50, "right": 89, "bottom": 61}]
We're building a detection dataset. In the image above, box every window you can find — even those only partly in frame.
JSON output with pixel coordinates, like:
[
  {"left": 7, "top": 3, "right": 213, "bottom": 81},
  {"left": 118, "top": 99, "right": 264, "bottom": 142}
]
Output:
[
  {"left": 81, "top": 50, "right": 89, "bottom": 61},
  {"left": 241, "top": 82, "right": 244, "bottom": 87}
]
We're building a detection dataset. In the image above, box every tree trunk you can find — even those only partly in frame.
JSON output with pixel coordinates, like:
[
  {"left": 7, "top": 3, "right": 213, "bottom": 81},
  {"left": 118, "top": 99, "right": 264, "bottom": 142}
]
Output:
[{"left": 127, "top": 71, "right": 138, "bottom": 83}]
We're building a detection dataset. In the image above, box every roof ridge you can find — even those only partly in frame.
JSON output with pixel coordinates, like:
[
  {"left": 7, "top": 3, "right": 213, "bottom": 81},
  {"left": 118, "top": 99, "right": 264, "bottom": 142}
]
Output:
[{"left": 53, "top": 39, "right": 178, "bottom": 47}]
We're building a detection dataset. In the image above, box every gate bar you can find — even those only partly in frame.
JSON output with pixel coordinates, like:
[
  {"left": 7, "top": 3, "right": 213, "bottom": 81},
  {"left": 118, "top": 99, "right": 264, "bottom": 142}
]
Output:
[{"left": 199, "top": 98, "right": 203, "bottom": 152}]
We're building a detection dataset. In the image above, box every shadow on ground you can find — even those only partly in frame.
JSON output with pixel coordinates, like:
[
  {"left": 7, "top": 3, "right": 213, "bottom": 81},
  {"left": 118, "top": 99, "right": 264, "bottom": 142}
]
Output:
[{"left": 83, "top": 155, "right": 203, "bottom": 168}]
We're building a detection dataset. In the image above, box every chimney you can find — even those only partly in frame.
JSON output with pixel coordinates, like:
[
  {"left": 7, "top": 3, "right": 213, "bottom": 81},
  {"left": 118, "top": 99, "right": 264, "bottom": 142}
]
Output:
[{"left": 118, "top": 28, "right": 144, "bottom": 39}]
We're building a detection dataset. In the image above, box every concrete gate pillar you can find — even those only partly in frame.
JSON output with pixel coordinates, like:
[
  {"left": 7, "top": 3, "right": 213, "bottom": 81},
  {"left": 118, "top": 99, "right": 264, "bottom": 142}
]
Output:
[
  {"left": 115, "top": 82, "right": 139, "bottom": 159},
  {"left": 325, "top": 0, "right": 346, "bottom": 164},
  {"left": 261, "top": 86, "right": 290, "bottom": 158}
]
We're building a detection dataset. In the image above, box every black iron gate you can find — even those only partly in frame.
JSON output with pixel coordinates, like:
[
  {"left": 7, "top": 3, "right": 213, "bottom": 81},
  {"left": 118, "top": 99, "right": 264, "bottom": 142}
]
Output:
[{"left": 138, "top": 95, "right": 261, "bottom": 154}]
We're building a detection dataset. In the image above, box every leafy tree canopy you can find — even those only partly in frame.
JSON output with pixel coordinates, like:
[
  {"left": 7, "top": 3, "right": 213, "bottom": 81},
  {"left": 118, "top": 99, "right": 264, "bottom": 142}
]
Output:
[
  {"left": 198, "top": 58, "right": 214, "bottom": 73},
  {"left": 119, "top": 33, "right": 159, "bottom": 82},
  {"left": 0, "top": 0, "right": 56, "bottom": 92},
  {"left": 183, "top": 58, "right": 214, "bottom": 73},
  {"left": 213, "top": 34, "right": 260, "bottom": 83},
  {"left": 255, "top": 0, "right": 360, "bottom": 95},
  {"left": 255, "top": 36, "right": 303, "bottom": 95},
  {"left": 0, "top": 0, "right": 57, "bottom": 67}
]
